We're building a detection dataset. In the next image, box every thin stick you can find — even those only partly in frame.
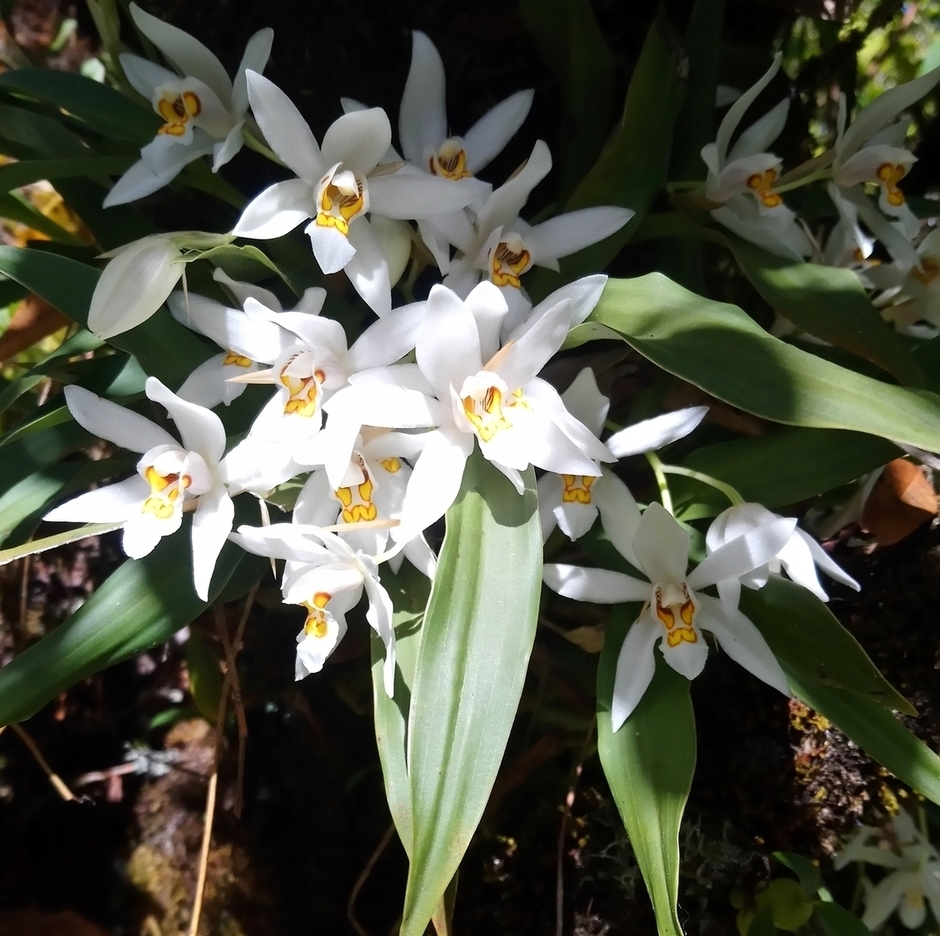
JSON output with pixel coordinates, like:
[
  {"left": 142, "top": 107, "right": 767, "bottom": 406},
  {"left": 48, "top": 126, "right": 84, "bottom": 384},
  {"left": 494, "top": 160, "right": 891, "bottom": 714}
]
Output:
[
  {"left": 188, "top": 682, "right": 230, "bottom": 936},
  {"left": 556, "top": 723, "right": 595, "bottom": 936},
  {"left": 9, "top": 722, "right": 79, "bottom": 802},
  {"left": 347, "top": 822, "right": 396, "bottom": 936}
]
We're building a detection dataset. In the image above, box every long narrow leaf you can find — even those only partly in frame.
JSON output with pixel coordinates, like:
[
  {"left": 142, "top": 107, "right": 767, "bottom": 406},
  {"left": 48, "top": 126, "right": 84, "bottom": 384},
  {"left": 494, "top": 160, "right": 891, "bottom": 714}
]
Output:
[
  {"left": 581, "top": 275, "right": 940, "bottom": 454},
  {"left": 597, "top": 606, "right": 696, "bottom": 936},
  {"left": 0, "top": 527, "right": 246, "bottom": 726},
  {"left": 400, "top": 451, "right": 541, "bottom": 936},
  {"left": 789, "top": 672, "right": 940, "bottom": 806}
]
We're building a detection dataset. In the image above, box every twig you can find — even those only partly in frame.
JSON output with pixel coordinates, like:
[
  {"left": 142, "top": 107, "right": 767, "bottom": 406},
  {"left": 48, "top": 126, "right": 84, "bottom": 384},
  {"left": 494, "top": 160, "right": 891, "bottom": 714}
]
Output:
[
  {"left": 188, "top": 679, "right": 230, "bottom": 936},
  {"left": 17, "top": 552, "right": 30, "bottom": 652},
  {"left": 8, "top": 722, "right": 80, "bottom": 802},
  {"left": 556, "top": 722, "right": 595, "bottom": 936},
  {"left": 347, "top": 822, "right": 396, "bottom": 936}
]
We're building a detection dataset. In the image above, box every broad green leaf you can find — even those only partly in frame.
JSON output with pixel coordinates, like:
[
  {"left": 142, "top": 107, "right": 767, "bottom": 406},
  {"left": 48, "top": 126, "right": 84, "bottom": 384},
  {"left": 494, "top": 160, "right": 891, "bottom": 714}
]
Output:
[
  {"left": 0, "top": 100, "right": 88, "bottom": 160},
  {"left": 741, "top": 577, "right": 914, "bottom": 715},
  {"left": 0, "top": 155, "right": 134, "bottom": 194},
  {"left": 788, "top": 673, "right": 940, "bottom": 806},
  {"left": 0, "top": 69, "right": 158, "bottom": 143},
  {"left": 0, "top": 453, "right": 135, "bottom": 545},
  {"left": 581, "top": 275, "right": 940, "bottom": 453},
  {"left": 0, "top": 246, "right": 210, "bottom": 387},
  {"left": 729, "top": 236, "right": 921, "bottom": 386},
  {"left": 0, "top": 191, "right": 86, "bottom": 245},
  {"left": 0, "top": 521, "right": 122, "bottom": 566},
  {"left": 518, "top": 0, "right": 617, "bottom": 196},
  {"left": 815, "top": 902, "right": 871, "bottom": 936},
  {"left": 674, "top": 428, "right": 897, "bottom": 519},
  {"left": 400, "top": 451, "right": 541, "bottom": 936},
  {"left": 772, "top": 851, "right": 821, "bottom": 898},
  {"left": 192, "top": 242, "right": 298, "bottom": 294},
  {"left": 597, "top": 607, "right": 695, "bottom": 936},
  {"left": 746, "top": 904, "right": 776, "bottom": 936},
  {"left": 528, "top": 15, "right": 684, "bottom": 299},
  {"left": 371, "top": 562, "right": 431, "bottom": 855},
  {"left": 0, "top": 527, "right": 245, "bottom": 727},
  {"left": 54, "top": 176, "right": 157, "bottom": 249}
]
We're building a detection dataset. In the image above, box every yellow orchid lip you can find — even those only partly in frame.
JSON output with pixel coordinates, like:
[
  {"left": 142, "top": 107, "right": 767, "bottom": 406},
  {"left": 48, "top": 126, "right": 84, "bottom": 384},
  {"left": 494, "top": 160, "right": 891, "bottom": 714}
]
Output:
[
  {"left": 141, "top": 465, "right": 191, "bottom": 519},
  {"left": 429, "top": 139, "right": 472, "bottom": 180},
  {"left": 490, "top": 240, "right": 531, "bottom": 288},
  {"left": 315, "top": 169, "right": 367, "bottom": 237},
  {"left": 156, "top": 90, "right": 202, "bottom": 137}
]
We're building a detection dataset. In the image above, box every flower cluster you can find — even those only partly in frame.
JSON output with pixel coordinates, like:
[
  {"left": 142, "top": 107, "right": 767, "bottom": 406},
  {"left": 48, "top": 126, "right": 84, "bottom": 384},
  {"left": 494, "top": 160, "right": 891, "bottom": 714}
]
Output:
[
  {"left": 697, "top": 55, "right": 940, "bottom": 336},
  {"left": 43, "top": 14, "right": 859, "bottom": 729}
]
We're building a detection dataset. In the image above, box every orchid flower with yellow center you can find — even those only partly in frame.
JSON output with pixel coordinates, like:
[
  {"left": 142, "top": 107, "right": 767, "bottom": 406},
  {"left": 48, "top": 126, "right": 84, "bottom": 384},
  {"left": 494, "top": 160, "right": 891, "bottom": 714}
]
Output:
[
  {"left": 228, "top": 523, "right": 397, "bottom": 695},
  {"left": 835, "top": 811, "right": 940, "bottom": 931},
  {"left": 232, "top": 71, "right": 478, "bottom": 317},
  {"left": 440, "top": 140, "right": 633, "bottom": 319},
  {"left": 699, "top": 54, "right": 812, "bottom": 260},
  {"left": 105, "top": 4, "right": 272, "bottom": 207},
  {"left": 829, "top": 65, "right": 940, "bottom": 265},
  {"left": 544, "top": 502, "right": 794, "bottom": 730},
  {"left": 43, "top": 379, "right": 235, "bottom": 601},
  {"left": 321, "top": 281, "right": 612, "bottom": 542}
]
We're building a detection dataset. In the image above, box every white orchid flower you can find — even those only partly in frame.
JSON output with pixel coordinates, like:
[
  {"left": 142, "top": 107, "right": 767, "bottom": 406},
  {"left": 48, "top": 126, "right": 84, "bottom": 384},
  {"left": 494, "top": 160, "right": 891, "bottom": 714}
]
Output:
[
  {"left": 322, "top": 281, "right": 612, "bottom": 540},
  {"left": 397, "top": 30, "right": 533, "bottom": 268},
  {"left": 539, "top": 368, "right": 708, "bottom": 547},
  {"left": 440, "top": 140, "right": 633, "bottom": 317},
  {"left": 698, "top": 55, "right": 812, "bottom": 260},
  {"left": 44, "top": 378, "right": 234, "bottom": 601},
  {"left": 293, "top": 429, "right": 437, "bottom": 578},
  {"left": 873, "top": 229, "right": 940, "bottom": 336},
  {"left": 87, "top": 231, "right": 231, "bottom": 339},
  {"left": 168, "top": 269, "right": 326, "bottom": 408},
  {"left": 105, "top": 4, "right": 272, "bottom": 206},
  {"left": 544, "top": 501, "right": 794, "bottom": 730},
  {"left": 232, "top": 72, "right": 477, "bottom": 317},
  {"left": 229, "top": 523, "right": 397, "bottom": 695},
  {"left": 706, "top": 503, "right": 860, "bottom": 602},
  {"left": 835, "top": 811, "right": 940, "bottom": 931},
  {"left": 830, "top": 66, "right": 940, "bottom": 254}
]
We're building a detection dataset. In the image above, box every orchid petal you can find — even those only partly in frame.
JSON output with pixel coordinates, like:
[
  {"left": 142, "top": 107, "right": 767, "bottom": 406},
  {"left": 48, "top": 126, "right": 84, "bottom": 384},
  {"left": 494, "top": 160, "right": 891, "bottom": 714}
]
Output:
[
  {"left": 715, "top": 54, "right": 781, "bottom": 165},
  {"left": 233, "top": 178, "right": 315, "bottom": 239},
  {"left": 543, "top": 563, "right": 650, "bottom": 603},
  {"left": 474, "top": 139, "right": 552, "bottom": 240},
  {"left": 146, "top": 377, "right": 226, "bottom": 464},
  {"left": 464, "top": 89, "right": 534, "bottom": 173},
  {"left": 727, "top": 99, "right": 789, "bottom": 161},
  {"left": 305, "top": 216, "right": 357, "bottom": 274},
  {"left": 698, "top": 595, "right": 790, "bottom": 696},
  {"left": 593, "top": 471, "right": 642, "bottom": 569},
  {"left": 417, "top": 285, "right": 482, "bottom": 397},
  {"left": 120, "top": 53, "right": 176, "bottom": 98},
  {"left": 610, "top": 616, "right": 660, "bottom": 730},
  {"left": 399, "top": 31, "right": 447, "bottom": 164},
  {"left": 368, "top": 165, "right": 478, "bottom": 219},
  {"left": 232, "top": 29, "right": 274, "bottom": 116},
  {"left": 246, "top": 70, "right": 322, "bottom": 181},
  {"left": 344, "top": 219, "right": 392, "bottom": 317},
  {"left": 688, "top": 517, "right": 796, "bottom": 590},
  {"left": 44, "top": 475, "right": 148, "bottom": 523},
  {"left": 129, "top": 3, "right": 232, "bottom": 105},
  {"left": 321, "top": 108, "right": 391, "bottom": 175},
  {"left": 525, "top": 206, "right": 633, "bottom": 265},
  {"left": 191, "top": 487, "right": 234, "bottom": 601},
  {"left": 64, "top": 385, "right": 176, "bottom": 453},
  {"left": 606, "top": 406, "right": 708, "bottom": 458},
  {"left": 631, "top": 502, "right": 689, "bottom": 584}
]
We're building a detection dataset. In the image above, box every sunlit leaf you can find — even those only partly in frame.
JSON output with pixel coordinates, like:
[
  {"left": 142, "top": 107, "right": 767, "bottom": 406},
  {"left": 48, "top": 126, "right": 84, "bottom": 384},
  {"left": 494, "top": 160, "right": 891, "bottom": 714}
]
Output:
[
  {"left": 597, "top": 606, "right": 695, "bottom": 936},
  {"left": 400, "top": 451, "right": 541, "bottom": 936}
]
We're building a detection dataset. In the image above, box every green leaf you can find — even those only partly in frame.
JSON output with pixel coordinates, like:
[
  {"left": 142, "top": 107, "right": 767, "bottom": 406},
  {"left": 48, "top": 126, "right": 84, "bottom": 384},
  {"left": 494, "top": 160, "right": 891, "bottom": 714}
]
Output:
[
  {"left": 674, "top": 428, "right": 897, "bottom": 519},
  {"left": 399, "top": 451, "right": 541, "bottom": 936},
  {"left": 772, "top": 852, "right": 821, "bottom": 898},
  {"left": 0, "top": 155, "right": 134, "bottom": 194},
  {"left": 746, "top": 904, "right": 776, "bottom": 936},
  {"left": 518, "top": 0, "right": 617, "bottom": 196},
  {"left": 0, "top": 522, "right": 122, "bottom": 566},
  {"left": 0, "top": 191, "right": 86, "bottom": 245},
  {"left": 815, "top": 901, "right": 871, "bottom": 936},
  {"left": 728, "top": 236, "right": 921, "bottom": 386},
  {"left": 581, "top": 275, "right": 940, "bottom": 453},
  {"left": 0, "top": 527, "right": 245, "bottom": 727},
  {"left": 597, "top": 607, "right": 696, "bottom": 936},
  {"left": 371, "top": 562, "right": 431, "bottom": 856},
  {"left": 0, "top": 69, "right": 158, "bottom": 143},
  {"left": 0, "top": 246, "right": 210, "bottom": 387},
  {"left": 0, "top": 100, "right": 88, "bottom": 160},
  {"left": 528, "top": 15, "right": 684, "bottom": 299},
  {"left": 740, "top": 577, "right": 914, "bottom": 715},
  {"left": 788, "top": 673, "right": 940, "bottom": 806}
]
